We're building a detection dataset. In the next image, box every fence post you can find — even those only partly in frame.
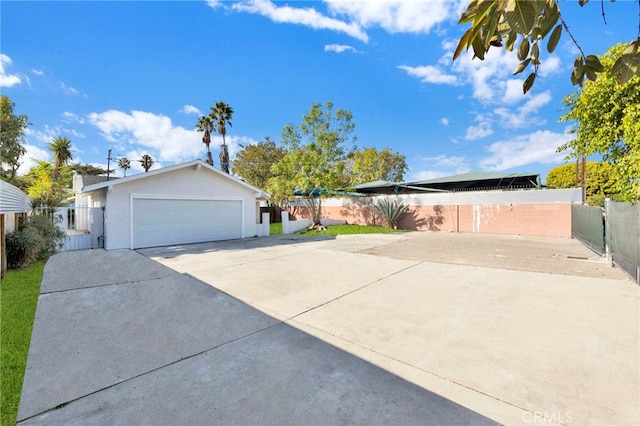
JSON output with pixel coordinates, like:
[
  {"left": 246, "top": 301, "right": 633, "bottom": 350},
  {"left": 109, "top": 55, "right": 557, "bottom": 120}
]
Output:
[
  {"left": 261, "top": 212, "right": 270, "bottom": 236},
  {"left": 281, "top": 211, "right": 290, "bottom": 234},
  {"left": 604, "top": 198, "right": 612, "bottom": 264}
]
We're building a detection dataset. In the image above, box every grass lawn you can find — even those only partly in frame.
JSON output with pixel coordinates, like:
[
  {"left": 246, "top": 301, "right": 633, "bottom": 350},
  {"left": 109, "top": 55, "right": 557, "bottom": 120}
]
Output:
[
  {"left": 297, "top": 224, "right": 409, "bottom": 236},
  {"left": 269, "top": 222, "right": 282, "bottom": 234},
  {"left": 1, "top": 261, "right": 44, "bottom": 426}
]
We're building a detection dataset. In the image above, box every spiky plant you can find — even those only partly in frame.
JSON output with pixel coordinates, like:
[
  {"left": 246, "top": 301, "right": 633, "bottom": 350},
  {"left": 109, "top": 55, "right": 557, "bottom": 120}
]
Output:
[{"left": 373, "top": 198, "right": 410, "bottom": 229}]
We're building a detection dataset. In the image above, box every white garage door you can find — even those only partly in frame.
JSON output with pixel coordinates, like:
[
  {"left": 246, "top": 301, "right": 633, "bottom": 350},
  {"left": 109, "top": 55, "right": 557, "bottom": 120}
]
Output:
[{"left": 132, "top": 198, "right": 243, "bottom": 249}]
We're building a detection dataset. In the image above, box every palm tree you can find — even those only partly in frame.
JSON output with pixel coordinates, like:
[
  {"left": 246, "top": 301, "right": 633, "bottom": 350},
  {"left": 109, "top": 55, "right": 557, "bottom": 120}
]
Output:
[
  {"left": 209, "top": 101, "right": 233, "bottom": 173},
  {"left": 195, "top": 115, "right": 214, "bottom": 165},
  {"left": 140, "top": 154, "right": 154, "bottom": 172},
  {"left": 118, "top": 157, "right": 131, "bottom": 177},
  {"left": 48, "top": 136, "right": 73, "bottom": 177}
]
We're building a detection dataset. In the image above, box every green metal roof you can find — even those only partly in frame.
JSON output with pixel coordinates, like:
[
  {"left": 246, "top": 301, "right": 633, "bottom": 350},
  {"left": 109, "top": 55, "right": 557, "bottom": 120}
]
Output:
[{"left": 351, "top": 172, "right": 541, "bottom": 195}]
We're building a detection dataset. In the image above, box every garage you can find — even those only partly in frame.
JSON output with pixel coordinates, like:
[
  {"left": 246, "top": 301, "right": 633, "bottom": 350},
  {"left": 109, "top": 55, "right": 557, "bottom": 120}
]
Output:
[
  {"left": 131, "top": 197, "right": 243, "bottom": 249},
  {"left": 79, "top": 160, "right": 268, "bottom": 250}
]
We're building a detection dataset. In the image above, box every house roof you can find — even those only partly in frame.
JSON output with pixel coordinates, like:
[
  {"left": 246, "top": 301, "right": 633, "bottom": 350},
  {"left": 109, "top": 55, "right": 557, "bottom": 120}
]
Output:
[
  {"left": 81, "top": 160, "right": 270, "bottom": 198},
  {"left": 0, "top": 180, "right": 32, "bottom": 213},
  {"left": 352, "top": 172, "right": 541, "bottom": 195},
  {"left": 78, "top": 175, "right": 117, "bottom": 188}
]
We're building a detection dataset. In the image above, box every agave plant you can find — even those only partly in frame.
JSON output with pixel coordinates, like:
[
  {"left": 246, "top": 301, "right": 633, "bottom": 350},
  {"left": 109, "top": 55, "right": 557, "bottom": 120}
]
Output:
[{"left": 373, "top": 198, "right": 410, "bottom": 229}]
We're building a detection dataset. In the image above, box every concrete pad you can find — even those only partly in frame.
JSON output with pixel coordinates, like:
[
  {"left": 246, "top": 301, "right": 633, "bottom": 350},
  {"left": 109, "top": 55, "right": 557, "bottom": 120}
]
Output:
[
  {"left": 18, "top": 269, "right": 279, "bottom": 421},
  {"left": 148, "top": 234, "right": 639, "bottom": 425},
  {"left": 19, "top": 324, "right": 496, "bottom": 426},
  {"left": 293, "top": 261, "right": 640, "bottom": 426},
  {"left": 155, "top": 247, "right": 420, "bottom": 320},
  {"left": 40, "top": 249, "right": 176, "bottom": 292}
]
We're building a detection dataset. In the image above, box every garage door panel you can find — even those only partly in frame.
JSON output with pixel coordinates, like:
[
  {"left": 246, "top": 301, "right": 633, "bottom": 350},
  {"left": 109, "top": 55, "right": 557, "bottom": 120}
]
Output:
[{"left": 132, "top": 198, "right": 243, "bottom": 248}]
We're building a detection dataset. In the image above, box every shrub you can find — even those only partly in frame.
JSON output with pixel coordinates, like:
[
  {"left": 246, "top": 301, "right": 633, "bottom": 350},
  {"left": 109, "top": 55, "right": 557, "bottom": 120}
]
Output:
[
  {"left": 373, "top": 198, "right": 410, "bottom": 229},
  {"left": 5, "top": 213, "right": 65, "bottom": 269}
]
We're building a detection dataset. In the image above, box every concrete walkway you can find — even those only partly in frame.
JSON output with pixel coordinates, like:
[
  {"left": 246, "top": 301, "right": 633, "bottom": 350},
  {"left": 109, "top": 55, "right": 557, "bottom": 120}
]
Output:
[{"left": 18, "top": 242, "right": 496, "bottom": 425}]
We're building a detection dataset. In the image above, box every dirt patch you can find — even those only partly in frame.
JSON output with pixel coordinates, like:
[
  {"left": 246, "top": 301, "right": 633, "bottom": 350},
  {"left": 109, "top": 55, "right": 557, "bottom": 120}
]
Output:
[{"left": 357, "top": 231, "right": 630, "bottom": 280}]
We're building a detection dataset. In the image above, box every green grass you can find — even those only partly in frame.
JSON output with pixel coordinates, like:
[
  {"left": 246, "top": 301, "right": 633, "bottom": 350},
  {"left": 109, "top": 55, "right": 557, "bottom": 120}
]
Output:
[
  {"left": 269, "top": 222, "right": 282, "bottom": 234},
  {"left": 297, "top": 224, "right": 409, "bottom": 236},
  {"left": 1, "top": 261, "right": 44, "bottom": 426}
]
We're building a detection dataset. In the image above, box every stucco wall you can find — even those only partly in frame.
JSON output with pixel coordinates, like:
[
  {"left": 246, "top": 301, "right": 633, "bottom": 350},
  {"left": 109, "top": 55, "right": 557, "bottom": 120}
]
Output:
[
  {"left": 286, "top": 190, "right": 576, "bottom": 238},
  {"left": 88, "top": 167, "right": 260, "bottom": 250}
]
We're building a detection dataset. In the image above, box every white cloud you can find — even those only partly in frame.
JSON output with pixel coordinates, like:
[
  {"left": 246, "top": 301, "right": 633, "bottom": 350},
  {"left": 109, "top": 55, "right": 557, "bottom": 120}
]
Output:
[
  {"left": 16, "top": 144, "right": 50, "bottom": 175},
  {"left": 440, "top": 117, "right": 449, "bottom": 126},
  {"left": 60, "top": 82, "right": 83, "bottom": 96},
  {"left": 411, "top": 170, "right": 449, "bottom": 181},
  {"left": 88, "top": 110, "right": 205, "bottom": 163},
  {"left": 494, "top": 91, "right": 552, "bottom": 128},
  {"left": 24, "top": 125, "right": 84, "bottom": 145},
  {"left": 181, "top": 105, "right": 202, "bottom": 115},
  {"left": 479, "top": 130, "right": 571, "bottom": 171},
  {"left": 62, "top": 112, "right": 86, "bottom": 125},
  {"left": 464, "top": 114, "right": 493, "bottom": 140},
  {"left": 397, "top": 65, "right": 458, "bottom": 84},
  {"left": 231, "top": 0, "right": 368, "bottom": 42},
  {"left": 0, "top": 54, "right": 21, "bottom": 87},
  {"left": 31, "top": 69, "right": 44, "bottom": 76},
  {"left": 325, "top": 0, "right": 460, "bottom": 34},
  {"left": 324, "top": 44, "right": 357, "bottom": 53}
]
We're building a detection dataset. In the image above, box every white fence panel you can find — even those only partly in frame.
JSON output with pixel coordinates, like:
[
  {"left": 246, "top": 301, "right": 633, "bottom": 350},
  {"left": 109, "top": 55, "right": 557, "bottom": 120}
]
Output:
[{"left": 63, "top": 234, "right": 93, "bottom": 251}]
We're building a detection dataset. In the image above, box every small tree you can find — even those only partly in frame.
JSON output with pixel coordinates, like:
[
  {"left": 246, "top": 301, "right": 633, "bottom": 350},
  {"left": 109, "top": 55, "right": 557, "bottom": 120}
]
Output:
[
  {"left": 6, "top": 210, "right": 65, "bottom": 269},
  {"left": 346, "top": 147, "right": 408, "bottom": 184},
  {"left": 269, "top": 102, "right": 356, "bottom": 229},
  {"left": 0, "top": 95, "right": 29, "bottom": 182},
  {"left": 232, "top": 137, "right": 285, "bottom": 190}
]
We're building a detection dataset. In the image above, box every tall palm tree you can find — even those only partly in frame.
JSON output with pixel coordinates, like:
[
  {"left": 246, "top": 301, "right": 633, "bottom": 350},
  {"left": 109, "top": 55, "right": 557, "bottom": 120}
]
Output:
[
  {"left": 209, "top": 101, "right": 233, "bottom": 173},
  {"left": 195, "top": 115, "right": 214, "bottom": 165},
  {"left": 48, "top": 136, "right": 73, "bottom": 177},
  {"left": 140, "top": 154, "right": 154, "bottom": 172},
  {"left": 118, "top": 157, "right": 131, "bottom": 177}
]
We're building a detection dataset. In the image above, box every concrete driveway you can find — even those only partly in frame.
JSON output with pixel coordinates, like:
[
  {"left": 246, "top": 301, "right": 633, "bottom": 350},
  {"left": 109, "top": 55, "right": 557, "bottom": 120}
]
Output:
[
  {"left": 140, "top": 232, "right": 639, "bottom": 425},
  {"left": 18, "top": 232, "right": 638, "bottom": 425}
]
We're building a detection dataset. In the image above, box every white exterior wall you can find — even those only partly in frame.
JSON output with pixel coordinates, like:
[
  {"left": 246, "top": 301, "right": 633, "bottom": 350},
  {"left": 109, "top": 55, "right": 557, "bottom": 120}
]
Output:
[{"left": 98, "top": 167, "right": 260, "bottom": 250}]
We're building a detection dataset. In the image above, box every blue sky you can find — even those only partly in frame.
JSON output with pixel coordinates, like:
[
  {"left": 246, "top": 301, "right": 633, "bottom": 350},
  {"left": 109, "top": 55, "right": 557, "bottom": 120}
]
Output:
[{"left": 1, "top": 0, "right": 637, "bottom": 182}]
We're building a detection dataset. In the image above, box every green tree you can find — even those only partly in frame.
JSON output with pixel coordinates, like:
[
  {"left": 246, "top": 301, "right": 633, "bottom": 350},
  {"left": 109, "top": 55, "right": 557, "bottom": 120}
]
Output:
[
  {"left": 68, "top": 163, "right": 109, "bottom": 176},
  {"left": 454, "top": 0, "right": 640, "bottom": 93},
  {"left": 232, "top": 137, "right": 285, "bottom": 190},
  {"left": 559, "top": 43, "right": 640, "bottom": 201},
  {"left": 117, "top": 157, "right": 131, "bottom": 177},
  {"left": 23, "top": 161, "right": 71, "bottom": 206},
  {"left": 346, "top": 147, "right": 408, "bottom": 184},
  {"left": 48, "top": 136, "right": 73, "bottom": 177},
  {"left": 210, "top": 101, "right": 234, "bottom": 174},
  {"left": 0, "top": 95, "right": 29, "bottom": 182},
  {"left": 195, "top": 114, "right": 214, "bottom": 165},
  {"left": 546, "top": 161, "right": 622, "bottom": 206},
  {"left": 140, "top": 154, "right": 154, "bottom": 172},
  {"left": 269, "top": 101, "right": 356, "bottom": 228}
]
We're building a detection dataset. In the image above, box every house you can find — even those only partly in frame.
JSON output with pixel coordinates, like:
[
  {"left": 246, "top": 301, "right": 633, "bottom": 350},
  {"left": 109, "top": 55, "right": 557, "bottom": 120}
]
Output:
[
  {"left": 78, "top": 160, "right": 269, "bottom": 250},
  {"left": 0, "top": 180, "right": 31, "bottom": 277}
]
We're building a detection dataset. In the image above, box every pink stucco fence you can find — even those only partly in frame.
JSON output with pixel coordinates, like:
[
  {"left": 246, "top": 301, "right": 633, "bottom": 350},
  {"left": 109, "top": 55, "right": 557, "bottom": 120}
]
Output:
[{"left": 283, "top": 188, "right": 581, "bottom": 238}]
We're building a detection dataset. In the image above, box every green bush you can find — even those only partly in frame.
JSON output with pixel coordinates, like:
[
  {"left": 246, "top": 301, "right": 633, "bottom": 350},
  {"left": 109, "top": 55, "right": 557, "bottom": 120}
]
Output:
[
  {"left": 6, "top": 213, "right": 65, "bottom": 269},
  {"left": 373, "top": 198, "right": 411, "bottom": 229}
]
